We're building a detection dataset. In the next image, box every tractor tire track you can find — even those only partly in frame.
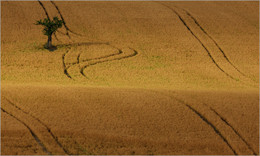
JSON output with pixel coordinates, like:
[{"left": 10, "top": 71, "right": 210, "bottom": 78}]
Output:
[
  {"left": 209, "top": 107, "right": 257, "bottom": 155},
  {"left": 180, "top": 7, "right": 257, "bottom": 83},
  {"left": 157, "top": 2, "right": 237, "bottom": 82},
  {"left": 80, "top": 47, "right": 123, "bottom": 63},
  {"left": 62, "top": 47, "right": 73, "bottom": 79},
  {"left": 62, "top": 43, "right": 122, "bottom": 79},
  {"left": 38, "top": 0, "right": 61, "bottom": 41},
  {"left": 151, "top": 90, "right": 256, "bottom": 155},
  {"left": 183, "top": 104, "right": 237, "bottom": 155},
  {"left": 163, "top": 93, "right": 237, "bottom": 155},
  {"left": 37, "top": 0, "right": 50, "bottom": 20},
  {"left": 50, "top": 0, "right": 82, "bottom": 37},
  {"left": 65, "top": 43, "right": 120, "bottom": 66},
  {"left": 1, "top": 108, "right": 51, "bottom": 155},
  {"left": 64, "top": 48, "right": 122, "bottom": 79},
  {"left": 80, "top": 48, "right": 138, "bottom": 78},
  {"left": 62, "top": 42, "right": 138, "bottom": 80},
  {"left": 53, "top": 32, "right": 60, "bottom": 42},
  {"left": 79, "top": 48, "right": 123, "bottom": 77},
  {"left": 157, "top": 2, "right": 258, "bottom": 87},
  {"left": 1, "top": 96, "right": 69, "bottom": 155},
  {"left": 38, "top": 1, "right": 138, "bottom": 80},
  {"left": 38, "top": 0, "right": 66, "bottom": 41},
  {"left": 38, "top": 0, "right": 74, "bottom": 40}
]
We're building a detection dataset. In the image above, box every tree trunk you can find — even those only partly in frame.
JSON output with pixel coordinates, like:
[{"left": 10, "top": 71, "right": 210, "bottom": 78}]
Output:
[{"left": 47, "top": 35, "right": 52, "bottom": 49}]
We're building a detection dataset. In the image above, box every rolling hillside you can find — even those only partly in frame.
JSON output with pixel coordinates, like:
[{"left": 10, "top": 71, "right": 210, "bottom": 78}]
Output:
[{"left": 1, "top": 1, "right": 259, "bottom": 155}]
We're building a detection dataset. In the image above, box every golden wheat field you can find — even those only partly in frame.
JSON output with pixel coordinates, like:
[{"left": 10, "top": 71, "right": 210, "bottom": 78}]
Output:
[{"left": 1, "top": 1, "right": 259, "bottom": 155}]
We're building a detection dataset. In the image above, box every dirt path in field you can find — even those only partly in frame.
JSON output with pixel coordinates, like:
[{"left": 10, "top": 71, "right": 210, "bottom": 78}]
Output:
[
  {"left": 157, "top": 2, "right": 257, "bottom": 87},
  {"left": 157, "top": 90, "right": 257, "bottom": 155},
  {"left": 1, "top": 96, "right": 70, "bottom": 155}
]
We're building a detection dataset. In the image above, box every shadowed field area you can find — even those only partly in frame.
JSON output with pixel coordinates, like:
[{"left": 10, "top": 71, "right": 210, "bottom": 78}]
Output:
[{"left": 1, "top": 1, "right": 259, "bottom": 155}]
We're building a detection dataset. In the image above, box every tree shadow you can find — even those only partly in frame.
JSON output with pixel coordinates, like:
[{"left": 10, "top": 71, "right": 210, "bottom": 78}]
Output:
[
  {"left": 36, "top": 42, "right": 110, "bottom": 52},
  {"left": 47, "top": 46, "right": 57, "bottom": 52},
  {"left": 57, "top": 41, "right": 110, "bottom": 48},
  {"left": 43, "top": 44, "right": 58, "bottom": 52}
]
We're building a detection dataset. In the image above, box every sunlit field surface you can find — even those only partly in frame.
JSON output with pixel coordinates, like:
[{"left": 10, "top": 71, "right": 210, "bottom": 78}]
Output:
[{"left": 1, "top": 1, "right": 259, "bottom": 155}]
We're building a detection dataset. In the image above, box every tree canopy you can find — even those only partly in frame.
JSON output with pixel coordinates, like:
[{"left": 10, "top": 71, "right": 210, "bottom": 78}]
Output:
[{"left": 36, "top": 16, "right": 64, "bottom": 36}]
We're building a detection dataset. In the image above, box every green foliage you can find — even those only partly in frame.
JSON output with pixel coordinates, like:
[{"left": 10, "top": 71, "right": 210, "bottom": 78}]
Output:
[{"left": 35, "top": 16, "right": 64, "bottom": 36}]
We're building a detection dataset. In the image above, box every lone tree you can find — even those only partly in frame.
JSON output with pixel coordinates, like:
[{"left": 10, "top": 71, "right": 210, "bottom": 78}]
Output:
[{"left": 35, "top": 16, "right": 64, "bottom": 49}]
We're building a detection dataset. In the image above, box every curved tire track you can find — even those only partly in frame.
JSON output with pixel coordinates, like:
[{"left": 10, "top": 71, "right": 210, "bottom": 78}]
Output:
[
  {"left": 37, "top": 0, "right": 67, "bottom": 42},
  {"left": 1, "top": 96, "right": 69, "bottom": 155},
  {"left": 62, "top": 43, "right": 121, "bottom": 79},
  {"left": 180, "top": 7, "right": 256, "bottom": 83},
  {"left": 142, "top": 3, "right": 256, "bottom": 153},
  {"left": 209, "top": 107, "right": 257, "bottom": 155},
  {"left": 183, "top": 104, "right": 237, "bottom": 155},
  {"left": 79, "top": 48, "right": 123, "bottom": 77},
  {"left": 62, "top": 43, "right": 138, "bottom": 80},
  {"left": 80, "top": 45, "right": 123, "bottom": 63},
  {"left": 157, "top": 2, "right": 257, "bottom": 87},
  {"left": 1, "top": 108, "right": 51, "bottom": 155},
  {"left": 158, "top": 2, "right": 237, "bottom": 81},
  {"left": 38, "top": 1, "right": 139, "bottom": 80},
  {"left": 62, "top": 47, "right": 74, "bottom": 79},
  {"left": 151, "top": 90, "right": 257, "bottom": 155},
  {"left": 164, "top": 93, "right": 237, "bottom": 155},
  {"left": 37, "top": 0, "right": 50, "bottom": 20},
  {"left": 79, "top": 47, "right": 138, "bottom": 78},
  {"left": 50, "top": 0, "right": 82, "bottom": 37},
  {"left": 38, "top": 0, "right": 79, "bottom": 40}
]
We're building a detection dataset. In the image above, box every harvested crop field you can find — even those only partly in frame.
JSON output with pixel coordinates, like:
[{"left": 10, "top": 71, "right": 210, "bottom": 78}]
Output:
[{"left": 1, "top": 1, "right": 259, "bottom": 155}]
